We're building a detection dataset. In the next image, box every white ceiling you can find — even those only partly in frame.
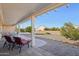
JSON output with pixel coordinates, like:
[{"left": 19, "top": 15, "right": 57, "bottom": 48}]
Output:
[
  {"left": 0, "top": 3, "right": 51, "bottom": 26},
  {"left": 0, "top": 3, "right": 65, "bottom": 26}
]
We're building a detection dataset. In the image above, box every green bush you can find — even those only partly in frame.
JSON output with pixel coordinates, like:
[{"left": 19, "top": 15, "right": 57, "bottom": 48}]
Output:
[
  {"left": 20, "top": 29, "right": 26, "bottom": 32},
  {"left": 51, "top": 27, "right": 60, "bottom": 31},
  {"left": 20, "top": 26, "right": 32, "bottom": 33},
  {"left": 25, "top": 26, "right": 32, "bottom": 32},
  {"left": 45, "top": 32, "right": 51, "bottom": 34},
  {"left": 61, "top": 22, "right": 79, "bottom": 40},
  {"left": 45, "top": 27, "right": 60, "bottom": 31}
]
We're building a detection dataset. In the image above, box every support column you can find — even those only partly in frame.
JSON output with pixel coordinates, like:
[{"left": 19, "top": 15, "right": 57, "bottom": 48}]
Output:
[
  {"left": 17, "top": 24, "right": 20, "bottom": 35},
  {"left": 0, "top": 25, "right": 2, "bottom": 33},
  {"left": 0, "top": 25, "right": 2, "bottom": 40},
  {"left": 0, "top": 24, "right": 3, "bottom": 40},
  {"left": 31, "top": 16, "right": 36, "bottom": 47}
]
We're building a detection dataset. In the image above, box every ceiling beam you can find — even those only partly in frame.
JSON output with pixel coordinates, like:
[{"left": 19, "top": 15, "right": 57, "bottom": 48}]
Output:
[{"left": 32, "top": 3, "right": 66, "bottom": 16}]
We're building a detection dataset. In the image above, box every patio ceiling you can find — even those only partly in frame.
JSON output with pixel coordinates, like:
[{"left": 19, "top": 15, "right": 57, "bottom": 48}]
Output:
[{"left": 0, "top": 3, "right": 65, "bottom": 26}]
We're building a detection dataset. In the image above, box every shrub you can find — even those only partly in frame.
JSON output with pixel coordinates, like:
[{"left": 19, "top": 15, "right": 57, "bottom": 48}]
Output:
[
  {"left": 51, "top": 27, "right": 60, "bottom": 31},
  {"left": 61, "top": 22, "right": 79, "bottom": 40},
  {"left": 45, "top": 32, "right": 51, "bottom": 34},
  {"left": 25, "top": 26, "right": 32, "bottom": 32},
  {"left": 45, "top": 27, "right": 60, "bottom": 31},
  {"left": 20, "top": 29, "right": 25, "bottom": 32},
  {"left": 20, "top": 26, "right": 32, "bottom": 33}
]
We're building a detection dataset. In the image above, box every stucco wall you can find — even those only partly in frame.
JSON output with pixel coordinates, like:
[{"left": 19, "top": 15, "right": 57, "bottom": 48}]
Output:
[{"left": 2, "top": 25, "right": 16, "bottom": 33}]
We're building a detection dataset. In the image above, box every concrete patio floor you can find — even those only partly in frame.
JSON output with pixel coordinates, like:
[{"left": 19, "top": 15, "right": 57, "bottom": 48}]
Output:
[
  {"left": 39, "top": 38, "right": 79, "bottom": 56},
  {"left": 0, "top": 34, "right": 79, "bottom": 56},
  {"left": 0, "top": 39, "right": 53, "bottom": 56}
]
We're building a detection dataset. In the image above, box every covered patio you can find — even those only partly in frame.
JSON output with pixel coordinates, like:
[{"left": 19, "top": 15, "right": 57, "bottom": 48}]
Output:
[{"left": 0, "top": 3, "right": 66, "bottom": 55}]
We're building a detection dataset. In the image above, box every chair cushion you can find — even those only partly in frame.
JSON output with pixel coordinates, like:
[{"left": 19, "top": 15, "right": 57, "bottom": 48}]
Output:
[{"left": 21, "top": 39, "right": 31, "bottom": 45}]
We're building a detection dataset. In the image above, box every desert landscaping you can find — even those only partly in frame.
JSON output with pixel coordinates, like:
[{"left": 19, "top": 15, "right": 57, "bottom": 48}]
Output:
[{"left": 35, "top": 31, "right": 79, "bottom": 46}]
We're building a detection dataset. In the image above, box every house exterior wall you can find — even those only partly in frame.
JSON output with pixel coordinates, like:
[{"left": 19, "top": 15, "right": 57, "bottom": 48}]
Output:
[
  {"left": 2, "top": 25, "right": 16, "bottom": 33},
  {"left": 36, "top": 26, "right": 45, "bottom": 32}
]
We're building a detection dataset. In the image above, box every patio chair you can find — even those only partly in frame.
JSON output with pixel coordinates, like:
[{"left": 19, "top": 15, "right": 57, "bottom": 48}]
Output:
[
  {"left": 13, "top": 37, "right": 31, "bottom": 53},
  {"left": 3, "top": 35, "right": 15, "bottom": 50}
]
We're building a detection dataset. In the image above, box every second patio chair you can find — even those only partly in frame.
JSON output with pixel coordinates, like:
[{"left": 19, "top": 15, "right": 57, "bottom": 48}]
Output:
[{"left": 13, "top": 37, "right": 31, "bottom": 53}]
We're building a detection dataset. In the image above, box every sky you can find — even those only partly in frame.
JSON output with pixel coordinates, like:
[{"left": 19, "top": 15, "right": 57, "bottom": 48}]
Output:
[{"left": 19, "top": 3, "right": 79, "bottom": 29}]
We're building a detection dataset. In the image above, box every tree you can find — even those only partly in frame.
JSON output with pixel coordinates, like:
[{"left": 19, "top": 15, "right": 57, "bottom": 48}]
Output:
[
  {"left": 45, "top": 27, "right": 50, "bottom": 30},
  {"left": 51, "top": 27, "right": 60, "bottom": 31},
  {"left": 20, "top": 28, "right": 25, "bottom": 32},
  {"left": 25, "top": 26, "right": 32, "bottom": 32},
  {"left": 45, "top": 27, "right": 60, "bottom": 31}
]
